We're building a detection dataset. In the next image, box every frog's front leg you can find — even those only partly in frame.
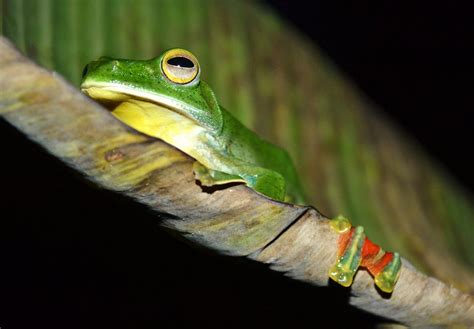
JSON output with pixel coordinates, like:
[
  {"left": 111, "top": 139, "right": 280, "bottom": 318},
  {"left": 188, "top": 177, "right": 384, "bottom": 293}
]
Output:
[
  {"left": 193, "top": 161, "right": 244, "bottom": 186},
  {"left": 193, "top": 161, "right": 286, "bottom": 201},
  {"left": 328, "top": 215, "right": 401, "bottom": 293},
  {"left": 238, "top": 165, "right": 286, "bottom": 201}
]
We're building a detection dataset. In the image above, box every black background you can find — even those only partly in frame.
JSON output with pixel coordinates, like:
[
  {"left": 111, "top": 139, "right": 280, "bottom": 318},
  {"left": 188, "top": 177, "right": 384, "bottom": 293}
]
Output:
[
  {"left": 0, "top": 2, "right": 473, "bottom": 328},
  {"left": 268, "top": 1, "right": 474, "bottom": 191}
]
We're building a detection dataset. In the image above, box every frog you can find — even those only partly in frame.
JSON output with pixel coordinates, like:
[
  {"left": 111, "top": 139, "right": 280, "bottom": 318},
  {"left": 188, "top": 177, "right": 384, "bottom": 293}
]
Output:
[
  {"left": 81, "top": 48, "right": 305, "bottom": 205},
  {"left": 80, "top": 48, "right": 400, "bottom": 293}
]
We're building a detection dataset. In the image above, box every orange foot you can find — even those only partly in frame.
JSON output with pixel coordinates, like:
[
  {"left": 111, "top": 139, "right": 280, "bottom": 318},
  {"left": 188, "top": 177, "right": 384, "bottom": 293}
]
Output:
[{"left": 328, "top": 215, "right": 401, "bottom": 293}]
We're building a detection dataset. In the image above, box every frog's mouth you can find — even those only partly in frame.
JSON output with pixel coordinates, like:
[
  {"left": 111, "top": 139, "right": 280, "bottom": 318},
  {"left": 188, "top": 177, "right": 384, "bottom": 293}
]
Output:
[
  {"left": 80, "top": 82, "right": 197, "bottom": 123},
  {"left": 80, "top": 82, "right": 210, "bottom": 156},
  {"left": 81, "top": 82, "right": 209, "bottom": 165}
]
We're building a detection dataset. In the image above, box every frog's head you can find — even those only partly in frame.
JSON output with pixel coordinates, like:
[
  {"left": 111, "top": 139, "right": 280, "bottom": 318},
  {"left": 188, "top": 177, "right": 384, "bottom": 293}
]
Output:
[{"left": 80, "top": 48, "right": 223, "bottom": 134}]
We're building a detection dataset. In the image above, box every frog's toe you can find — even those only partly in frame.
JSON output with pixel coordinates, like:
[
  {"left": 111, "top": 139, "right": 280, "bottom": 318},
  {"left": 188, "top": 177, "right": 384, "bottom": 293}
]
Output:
[
  {"left": 328, "top": 226, "right": 365, "bottom": 287},
  {"left": 192, "top": 161, "right": 214, "bottom": 186},
  {"left": 373, "top": 252, "right": 401, "bottom": 293}
]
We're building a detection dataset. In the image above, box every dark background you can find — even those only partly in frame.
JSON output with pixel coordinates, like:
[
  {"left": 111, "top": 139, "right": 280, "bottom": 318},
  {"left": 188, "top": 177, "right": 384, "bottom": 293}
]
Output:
[
  {"left": 268, "top": 1, "right": 474, "bottom": 191},
  {"left": 0, "top": 2, "right": 472, "bottom": 328}
]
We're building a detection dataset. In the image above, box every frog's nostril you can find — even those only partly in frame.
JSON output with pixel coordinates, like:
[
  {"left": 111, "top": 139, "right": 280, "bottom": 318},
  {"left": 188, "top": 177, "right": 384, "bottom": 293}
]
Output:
[{"left": 82, "top": 64, "right": 89, "bottom": 78}]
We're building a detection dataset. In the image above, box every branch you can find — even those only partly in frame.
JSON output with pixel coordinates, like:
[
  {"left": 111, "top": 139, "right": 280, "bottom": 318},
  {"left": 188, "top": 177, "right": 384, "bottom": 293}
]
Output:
[{"left": 0, "top": 37, "right": 472, "bottom": 327}]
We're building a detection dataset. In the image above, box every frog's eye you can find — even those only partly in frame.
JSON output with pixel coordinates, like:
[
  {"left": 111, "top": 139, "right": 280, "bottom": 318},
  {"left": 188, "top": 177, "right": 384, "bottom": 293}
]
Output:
[{"left": 161, "top": 49, "right": 200, "bottom": 85}]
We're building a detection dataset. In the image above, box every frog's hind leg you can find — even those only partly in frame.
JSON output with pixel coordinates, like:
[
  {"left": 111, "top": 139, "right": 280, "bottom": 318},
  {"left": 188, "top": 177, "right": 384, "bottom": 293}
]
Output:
[
  {"left": 193, "top": 161, "right": 286, "bottom": 201},
  {"left": 328, "top": 215, "right": 401, "bottom": 293}
]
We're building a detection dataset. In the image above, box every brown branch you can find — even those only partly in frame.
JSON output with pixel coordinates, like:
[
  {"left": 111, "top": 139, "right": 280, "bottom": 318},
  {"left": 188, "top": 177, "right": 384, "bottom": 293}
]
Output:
[{"left": 0, "top": 37, "right": 472, "bottom": 327}]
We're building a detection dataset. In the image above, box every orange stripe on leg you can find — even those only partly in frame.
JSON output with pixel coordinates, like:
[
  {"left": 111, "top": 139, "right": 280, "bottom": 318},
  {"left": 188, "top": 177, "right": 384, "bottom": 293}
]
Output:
[
  {"left": 361, "top": 238, "right": 381, "bottom": 262},
  {"left": 337, "top": 228, "right": 354, "bottom": 257},
  {"left": 366, "top": 252, "right": 394, "bottom": 276}
]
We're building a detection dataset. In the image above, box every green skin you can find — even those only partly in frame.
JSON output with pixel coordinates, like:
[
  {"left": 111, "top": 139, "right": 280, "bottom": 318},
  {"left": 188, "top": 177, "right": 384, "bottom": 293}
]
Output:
[{"left": 80, "top": 49, "right": 400, "bottom": 292}]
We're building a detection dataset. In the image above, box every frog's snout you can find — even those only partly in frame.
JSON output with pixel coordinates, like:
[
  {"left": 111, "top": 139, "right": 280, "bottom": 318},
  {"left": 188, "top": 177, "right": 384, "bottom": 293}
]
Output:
[
  {"left": 81, "top": 63, "right": 90, "bottom": 79},
  {"left": 98, "top": 56, "right": 113, "bottom": 61},
  {"left": 82, "top": 56, "right": 117, "bottom": 79}
]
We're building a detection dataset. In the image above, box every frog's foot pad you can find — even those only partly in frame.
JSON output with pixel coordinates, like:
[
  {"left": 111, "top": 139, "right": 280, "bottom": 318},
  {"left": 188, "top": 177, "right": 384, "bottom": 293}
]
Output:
[
  {"left": 328, "top": 216, "right": 401, "bottom": 293},
  {"left": 192, "top": 161, "right": 244, "bottom": 187}
]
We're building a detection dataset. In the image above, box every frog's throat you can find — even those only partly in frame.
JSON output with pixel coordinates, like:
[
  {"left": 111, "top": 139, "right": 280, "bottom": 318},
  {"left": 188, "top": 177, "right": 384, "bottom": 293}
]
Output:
[
  {"left": 80, "top": 82, "right": 200, "bottom": 124},
  {"left": 81, "top": 85, "right": 214, "bottom": 169}
]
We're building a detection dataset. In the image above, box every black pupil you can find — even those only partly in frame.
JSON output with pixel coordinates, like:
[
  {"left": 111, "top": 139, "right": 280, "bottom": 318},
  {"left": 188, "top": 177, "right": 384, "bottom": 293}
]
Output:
[{"left": 167, "top": 56, "right": 194, "bottom": 68}]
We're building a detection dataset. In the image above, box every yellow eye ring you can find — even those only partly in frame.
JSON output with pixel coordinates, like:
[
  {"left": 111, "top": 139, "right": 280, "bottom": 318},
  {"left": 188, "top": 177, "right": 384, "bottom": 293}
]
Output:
[{"left": 161, "top": 48, "right": 200, "bottom": 85}]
